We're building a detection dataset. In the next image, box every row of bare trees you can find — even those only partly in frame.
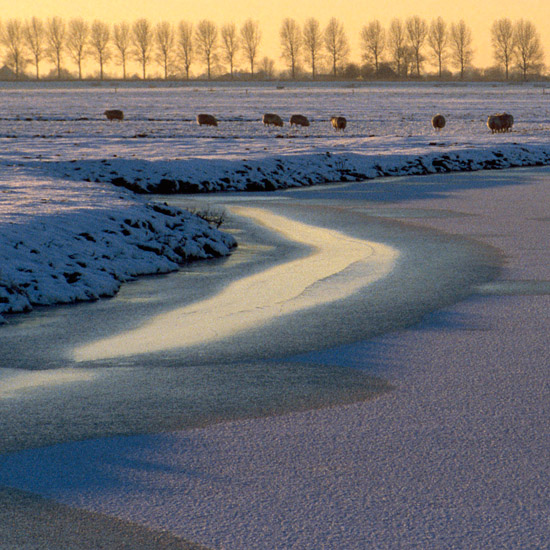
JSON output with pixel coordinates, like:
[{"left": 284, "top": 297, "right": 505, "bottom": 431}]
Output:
[
  {"left": 359, "top": 17, "right": 475, "bottom": 79},
  {"left": 360, "top": 17, "right": 544, "bottom": 80},
  {"left": 491, "top": 19, "right": 544, "bottom": 79},
  {"left": 0, "top": 16, "right": 266, "bottom": 80},
  {"left": 0, "top": 16, "right": 546, "bottom": 80}
]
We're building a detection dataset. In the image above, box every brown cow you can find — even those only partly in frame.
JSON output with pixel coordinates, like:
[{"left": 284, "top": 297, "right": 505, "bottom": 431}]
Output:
[
  {"left": 431, "top": 114, "right": 446, "bottom": 131},
  {"left": 197, "top": 113, "right": 218, "bottom": 127},
  {"left": 262, "top": 113, "right": 284, "bottom": 127},
  {"left": 289, "top": 114, "right": 310, "bottom": 127},
  {"left": 331, "top": 116, "right": 347, "bottom": 131},
  {"left": 104, "top": 109, "right": 124, "bottom": 121}
]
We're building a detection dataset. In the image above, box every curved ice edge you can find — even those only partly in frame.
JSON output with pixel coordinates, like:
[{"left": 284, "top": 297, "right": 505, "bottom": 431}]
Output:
[{"left": 73, "top": 207, "right": 400, "bottom": 361}]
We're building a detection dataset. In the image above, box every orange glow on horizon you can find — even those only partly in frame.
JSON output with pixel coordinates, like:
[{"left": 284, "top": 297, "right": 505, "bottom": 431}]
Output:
[{"left": 3, "top": 0, "right": 549, "bottom": 77}]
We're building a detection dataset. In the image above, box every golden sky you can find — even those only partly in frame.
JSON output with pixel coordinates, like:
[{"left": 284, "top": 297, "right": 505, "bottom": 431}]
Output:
[{"left": 4, "top": 0, "right": 550, "bottom": 74}]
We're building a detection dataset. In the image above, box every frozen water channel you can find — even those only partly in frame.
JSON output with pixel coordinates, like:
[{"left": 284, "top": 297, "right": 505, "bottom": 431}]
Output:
[
  {"left": 0, "top": 175, "right": 498, "bottom": 455},
  {"left": 4, "top": 166, "right": 549, "bottom": 550}
]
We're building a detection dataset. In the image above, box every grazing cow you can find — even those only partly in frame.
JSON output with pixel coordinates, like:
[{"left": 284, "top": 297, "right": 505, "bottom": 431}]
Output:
[
  {"left": 487, "top": 113, "right": 514, "bottom": 133},
  {"left": 104, "top": 109, "right": 124, "bottom": 121},
  {"left": 431, "top": 114, "right": 446, "bottom": 131},
  {"left": 262, "top": 113, "right": 284, "bottom": 127},
  {"left": 197, "top": 113, "right": 218, "bottom": 127},
  {"left": 289, "top": 114, "right": 310, "bottom": 127},
  {"left": 331, "top": 116, "right": 347, "bottom": 131}
]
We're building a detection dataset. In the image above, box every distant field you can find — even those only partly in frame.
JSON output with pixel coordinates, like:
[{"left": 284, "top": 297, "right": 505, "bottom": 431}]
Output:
[{"left": 1, "top": 81, "right": 549, "bottom": 141}]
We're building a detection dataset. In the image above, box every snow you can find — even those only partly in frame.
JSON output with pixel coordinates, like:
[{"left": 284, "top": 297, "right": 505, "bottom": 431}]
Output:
[
  {"left": 0, "top": 167, "right": 236, "bottom": 320},
  {"left": 3, "top": 81, "right": 550, "bottom": 194},
  {"left": 1, "top": 81, "right": 550, "bottom": 547},
  {"left": 0, "top": 166, "right": 548, "bottom": 549},
  {"left": 2, "top": 81, "right": 550, "bottom": 319}
]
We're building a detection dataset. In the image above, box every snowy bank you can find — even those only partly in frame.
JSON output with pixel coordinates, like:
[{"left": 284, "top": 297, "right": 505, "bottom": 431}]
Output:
[
  {"left": 0, "top": 170, "right": 236, "bottom": 321},
  {"left": 38, "top": 142, "right": 550, "bottom": 193}
]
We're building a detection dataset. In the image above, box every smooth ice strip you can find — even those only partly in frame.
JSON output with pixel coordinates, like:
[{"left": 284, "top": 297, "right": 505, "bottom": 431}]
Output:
[
  {"left": 74, "top": 208, "right": 399, "bottom": 361},
  {"left": 0, "top": 369, "right": 98, "bottom": 399}
]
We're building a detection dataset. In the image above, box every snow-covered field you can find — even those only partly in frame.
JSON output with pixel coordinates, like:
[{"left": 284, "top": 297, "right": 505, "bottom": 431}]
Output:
[{"left": 1, "top": 80, "right": 550, "bottom": 317}]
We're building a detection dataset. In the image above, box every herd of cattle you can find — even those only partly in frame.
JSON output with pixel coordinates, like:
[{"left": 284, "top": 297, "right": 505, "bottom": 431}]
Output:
[{"left": 103, "top": 109, "right": 514, "bottom": 133}]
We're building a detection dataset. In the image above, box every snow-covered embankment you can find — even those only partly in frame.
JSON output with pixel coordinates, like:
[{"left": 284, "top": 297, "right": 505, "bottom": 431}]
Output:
[
  {"left": 0, "top": 170, "right": 236, "bottom": 321},
  {"left": 43, "top": 142, "right": 550, "bottom": 193}
]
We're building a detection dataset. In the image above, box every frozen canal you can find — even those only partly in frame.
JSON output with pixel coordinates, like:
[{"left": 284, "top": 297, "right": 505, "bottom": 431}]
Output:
[
  {"left": 1, "top": 167, "right": 548, "bottom": 549},
  {"left": 0, "top": 82, "right": 548, "bottom": 549},
  {"left": 0, "top": 175, "right": 498, "bottom": 453}
]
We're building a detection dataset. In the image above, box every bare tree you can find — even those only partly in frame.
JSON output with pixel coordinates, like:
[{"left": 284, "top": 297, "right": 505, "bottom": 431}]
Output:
[
  {"left": 513, "top": 19, "right": 544, "bottom": 80},
  {"left": 177, "top": 21, "right": 194, "bottom": 79},
  {"left": 302, "top": 17, "right": 322, "bottom": 79},
  {"left": 491, "top": 18, "right": 515, "bottom": 79},
  {"left": 195, "top": 20, "right": 218, "bottom": 79},
  {"left": 132, "top": 18, "right": 153, "bottom": 79},
  {"left": 113, "top": 22, "right": 131, "bottom": 79},
  {"left": 240, "top": 19, "right": 261, "bottom": 77},
  {"left": 427, "top": 17, "right": 448, "bottom": 77},
  {"left": 66, "top": 18, "right": 89, "bottom": 79},
  {"left": 324, "top": 17, "right": 349, "bottom": 76},
  {"left": 90, "top": 20, "right": 110, "bottom": 80},
  {"left": 259, "top": 56, "right": 275, "bottom": 78},
  {"left": 221, "top": 22, "right": 239, "bottom": 78},
  {"left": 403, "top": 45, "right": 417, "bottom": 77},
  {"left": 360, "top": 20, "right": 385, "bottom": 74},
  {"left": 406, "top": 16, "right": 428, "bottom": 76},
  {"left": 280, "top": 18, "right": 302, "bottom": 79},
  {"left": 46, "top": 16, "right": 67, "bottom": 79},
  {"left": 1, "top": 19, "right": 27, "bottom": 79},
  {"left": 388, "top": 18, "right": 407, "bottom": 76},
  {"left": 24, "top": 17, "right": 45, "bottom": 79},
  {"left": 155, "top": 21, "right": 175, "bottom": 79},
  {"left": 450, "top": 20, "right": 473, "bottom": 79}
]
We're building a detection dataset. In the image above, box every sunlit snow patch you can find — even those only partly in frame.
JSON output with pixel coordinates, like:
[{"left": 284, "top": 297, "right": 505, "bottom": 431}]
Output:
[{"left": 74, "top": 208, "right": 399, "bottom": 361}]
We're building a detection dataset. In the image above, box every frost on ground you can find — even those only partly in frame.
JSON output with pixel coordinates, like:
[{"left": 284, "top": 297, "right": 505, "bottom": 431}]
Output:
[
  {"left": 0, "top": 168, "right": 236, "bottom": 320},
  {"left": 2, "top": 81, "right": 550, "bottom": 319}
]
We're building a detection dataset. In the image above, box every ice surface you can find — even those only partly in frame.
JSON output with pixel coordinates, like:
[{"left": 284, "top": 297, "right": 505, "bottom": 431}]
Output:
[
  {"left": 1, "top": 168, "right": 548, "bottom": 549},
  {"left": 74, "top": 207, "right": 398, "bottom": 360}
]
